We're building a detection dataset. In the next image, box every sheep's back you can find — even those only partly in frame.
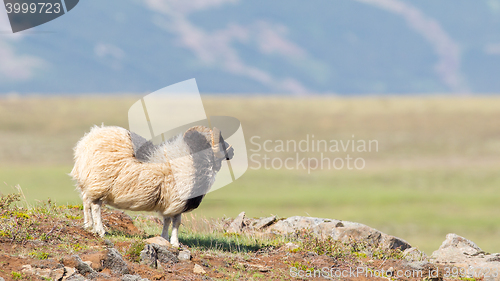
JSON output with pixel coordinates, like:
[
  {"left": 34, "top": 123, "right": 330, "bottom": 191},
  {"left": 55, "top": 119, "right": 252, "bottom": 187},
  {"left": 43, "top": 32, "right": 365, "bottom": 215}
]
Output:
[{"left": 71, "top": 126, "right": 135, "bottom": 200}]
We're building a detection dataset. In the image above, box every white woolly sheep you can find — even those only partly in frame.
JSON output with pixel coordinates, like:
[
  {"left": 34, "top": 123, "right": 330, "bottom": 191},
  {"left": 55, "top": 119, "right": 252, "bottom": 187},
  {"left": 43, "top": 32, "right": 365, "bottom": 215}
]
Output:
[{"left": 70, "top": 125, "right": 233, "bottom": 247}]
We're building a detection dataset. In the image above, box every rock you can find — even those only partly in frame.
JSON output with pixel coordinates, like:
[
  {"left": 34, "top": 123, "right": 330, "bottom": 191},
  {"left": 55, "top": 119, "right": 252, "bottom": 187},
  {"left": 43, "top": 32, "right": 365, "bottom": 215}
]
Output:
[
  {"left": 62, "top": 255, "right": 96, "bottom": 277},
  {"left": 51, "top": 267, "right": 65, "bottom": 280},
  {"left": 284, "top": 242, "right": 299, "bottom": 250},
  {"left": 269, "top": 216, "right": 411, "bottom": 251},
  {"left": 432, "top": 233, "right": 483, "bottom": 258},
  {"left": 0, "top": 277, "right": 4, "bottom": 281},
  {"left": 193, "top": 264, "right": 206, "bottom": 274},
  {"left": 405, "top": 261, "right": 434, "bottom": 271},
  {"left": 80, "top": 252, "right": 106, "bottom": 271},
  {"left": 62, "top": 267, "right": 77, "bottom": 280},
  {"left": 21, "top": 264, "right": 34, "bottom": 274},
  {"left": 380, "top": 234, "right": 412, "bottom": 251},
  {"left": 145, "top": 236, "right": 171, "bottom": 247},
  {"left": 178, "top": 250, "right": 191, "bottom": 261},
  {"left": 140, "top": 244, "right": 158, "bottom": 268},
  {"left": 104, "top": 239, "right": 114, "bottom": 248},
  {"left": 154, "top": 244, "right": 179, "bottom": 264},
  {"left": 35, "top": 268, "right": 51, "bottom": 278},
  {"left": 121, "top": 274, "right": 150, "bottom": 281},
  {"left": 74, "top": 255, "right": 96, "bottom": 276},
  {"left": 103, "top": 248, "right": 130, "bottom": 275},
  {"left": 403, "top": 247, "right": 427, "bottom": 262},
  {"left": 253, "top": 215, "right": 277, "bottom": 230},
  {"left": 227, "top": 212, "right": 245, "bottom": 233},
  {"left": 64, "top": 273, "right": 86, "bottom": 281},
  {"left": 431, "top": 233, "right": 500, "bottom": 281},
  {"left": 247, "top": 264, "right": 270, "bottom": 272},
  {"left": 140, "top": 243, "right": 179, "bottom": 268}
]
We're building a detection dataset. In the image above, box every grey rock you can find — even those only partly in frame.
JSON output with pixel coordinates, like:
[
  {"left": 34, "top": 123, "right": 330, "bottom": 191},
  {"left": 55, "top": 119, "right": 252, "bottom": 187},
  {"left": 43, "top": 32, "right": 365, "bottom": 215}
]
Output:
[
  {"left": 431, "top": 233, "right": 483, "bottom": 262},
  {"left": 121, "top": 274, "right": 150, "bottom": 281},
  {"left": 431, "top": 233, "right": 500, "bottom": 281},
  {"left": 253, "top": 215, "right": 277, "bottom": 230},
  {"left": 227, "top": 211, "right": 245, "bottom": 233},
  {"left": 140, "top": 243, "right": 179, "bottom": 268},
  {"left": 0, "top": 277, "right": 5, "bottom": 281},
  {"left": 381, "top": 235, "right": 412, "bottom": 251},
  {"left": 193, "top": 264, "right": 206, "bottom": 274},
  {"left": 104, "top": 239, "right": 114, "bottom": 248},
  {"left": 64, "top": 273, "right": 86, "bottom": 281},
  {"left": 178, "top": 250, "right": 191, "bottom": 261},
  {"left": 72, "top": 255, "right": 96, "bottom": 276},
  {"left": 140, "top": 244, "right": 158, "bottom": 268},
  {"left": 145, "top": 236, "right": 170, "bottom": 247},
  {"left": 269, "top": 216, "right": 411, "bottom": 251},
  {"left": 405, "top": 261, "right": 434, "bottom": 271},
  {"left": 51, "top": 267, "right": 65, "bottom": 280},
  {"left": 403, "top": 247, "right": 427, "bottom": 262},
  {"left": 153, "top": 244, "right": 179, "bottom": 264},
  {"left": 63, "top": 267, "right": 77, "bottom": 281},
  {"left": 103, "top": 248, "right": 130, "bottom": 275}
]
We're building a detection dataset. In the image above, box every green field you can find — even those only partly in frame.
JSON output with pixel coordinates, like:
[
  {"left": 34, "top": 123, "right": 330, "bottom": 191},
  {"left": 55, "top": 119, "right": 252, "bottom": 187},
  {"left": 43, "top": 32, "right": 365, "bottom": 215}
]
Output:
[{"left": 1, "top": 95, "right": 500, "bottom": 255}]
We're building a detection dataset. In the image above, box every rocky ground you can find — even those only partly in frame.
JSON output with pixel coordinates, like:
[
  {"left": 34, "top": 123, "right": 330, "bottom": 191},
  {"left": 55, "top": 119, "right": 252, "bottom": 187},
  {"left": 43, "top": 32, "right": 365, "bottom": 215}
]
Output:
[{"left": 0, "top": 194, "right": 499, "bottom": 281}]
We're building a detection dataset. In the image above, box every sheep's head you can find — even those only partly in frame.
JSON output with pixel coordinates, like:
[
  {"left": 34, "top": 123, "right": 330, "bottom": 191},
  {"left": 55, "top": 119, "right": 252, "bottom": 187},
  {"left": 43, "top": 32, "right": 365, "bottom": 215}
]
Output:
[{"left": 183, "top": 126, "right": 234, "bottom": 172}]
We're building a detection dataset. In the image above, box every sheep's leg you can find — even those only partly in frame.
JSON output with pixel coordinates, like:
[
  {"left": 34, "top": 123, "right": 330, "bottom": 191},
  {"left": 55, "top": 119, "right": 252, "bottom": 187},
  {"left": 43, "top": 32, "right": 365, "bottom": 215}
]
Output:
[
  {"left": 91, "top": 200, "right": 105, "bottom": 237},
  {"left": 170, "top": 214, "right": 181, "bottom": 248},
  {"left": 82, "top": 193, "right": 93, "bottom": 229},
  {"left": 161, "top": 217, "right": 171, "bottom": 241}
]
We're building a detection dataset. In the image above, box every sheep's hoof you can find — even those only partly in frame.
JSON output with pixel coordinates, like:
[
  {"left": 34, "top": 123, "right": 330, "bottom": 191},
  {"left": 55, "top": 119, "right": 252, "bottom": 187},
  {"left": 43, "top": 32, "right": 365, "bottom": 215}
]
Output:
[{"left": 170, "top": 240, "right": 180, "bottom": 248}]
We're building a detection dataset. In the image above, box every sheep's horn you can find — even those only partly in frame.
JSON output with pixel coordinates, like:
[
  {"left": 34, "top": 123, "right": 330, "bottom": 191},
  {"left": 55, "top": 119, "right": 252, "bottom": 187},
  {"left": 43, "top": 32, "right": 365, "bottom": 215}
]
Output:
[{"left": 212, "top": 127, "right": 225, "bottom": 158}]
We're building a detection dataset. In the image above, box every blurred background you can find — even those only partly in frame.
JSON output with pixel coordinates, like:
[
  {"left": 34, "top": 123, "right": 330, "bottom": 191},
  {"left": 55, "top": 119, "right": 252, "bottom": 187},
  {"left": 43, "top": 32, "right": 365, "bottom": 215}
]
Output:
[{"left": 1, "top": 0, "right": 500, "bottom": 255}]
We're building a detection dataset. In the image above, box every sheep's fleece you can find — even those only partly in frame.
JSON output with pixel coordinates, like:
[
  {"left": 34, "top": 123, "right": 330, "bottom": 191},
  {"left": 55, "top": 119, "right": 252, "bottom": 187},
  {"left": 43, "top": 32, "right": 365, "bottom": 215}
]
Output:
[{"left": 70, "top": 125, "right": 233, "bottom": 246}]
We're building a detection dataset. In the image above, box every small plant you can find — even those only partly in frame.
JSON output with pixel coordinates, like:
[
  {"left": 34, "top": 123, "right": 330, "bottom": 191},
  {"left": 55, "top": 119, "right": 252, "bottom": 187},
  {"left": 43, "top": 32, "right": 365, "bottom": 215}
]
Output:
[
  {"left": 65, "top": 214, "right": 82, "bottom": 220},
  {"left": 0, "top": 193, "right": 21, "bottom": 211},
  {"left": 125, "top": 240, "right": 145, "bottom": 263},
  {"left": 11, "top": 271, "right": 22, "bottom": 280},
  {"left": 30, "top": 250, "right": 50, "bottom": 260},
  {"left": 252, "top": 272, "right": 264, "bottom": 278}
]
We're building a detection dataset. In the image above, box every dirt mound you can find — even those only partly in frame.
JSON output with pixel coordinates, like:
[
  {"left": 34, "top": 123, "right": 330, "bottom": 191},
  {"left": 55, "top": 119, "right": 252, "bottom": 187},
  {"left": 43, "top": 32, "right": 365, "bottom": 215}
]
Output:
[{"left": 102, "top": 209, "right": 143, "bottom": 236}]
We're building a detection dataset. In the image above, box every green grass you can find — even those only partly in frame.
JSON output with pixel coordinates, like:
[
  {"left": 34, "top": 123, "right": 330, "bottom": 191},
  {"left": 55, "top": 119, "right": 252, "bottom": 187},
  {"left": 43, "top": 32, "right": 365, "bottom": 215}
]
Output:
[
  {"left": 0, "top": 166, "right": 76, "bottom": 205},
  {"left": 1, "top": 96, "right": 500, "bottom": 255},
  {"left": 1, "top": 166, "right": 499, "bottom": 254}
]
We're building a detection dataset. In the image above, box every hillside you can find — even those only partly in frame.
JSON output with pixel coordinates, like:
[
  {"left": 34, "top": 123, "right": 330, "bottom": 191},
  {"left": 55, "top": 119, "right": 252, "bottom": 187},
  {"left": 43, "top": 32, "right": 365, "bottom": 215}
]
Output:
[
  {"left": 1, "top": 0, "right": 500, "bottom": 94},
  {"left": 2, "top": 192, "right": 498, "bottom": 281}
]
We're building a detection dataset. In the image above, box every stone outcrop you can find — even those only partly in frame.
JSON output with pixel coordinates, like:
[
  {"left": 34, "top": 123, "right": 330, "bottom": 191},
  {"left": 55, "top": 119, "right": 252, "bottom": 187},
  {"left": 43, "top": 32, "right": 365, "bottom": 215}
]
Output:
[
  {"left": 228, "top": 215, "right": 412, "bottom": 251},
  {"left": 140, "top": 238, "right": 180, "bottom": 268},
  {"left": 430, "top": 233, "right": 500, "bottom": 281}
]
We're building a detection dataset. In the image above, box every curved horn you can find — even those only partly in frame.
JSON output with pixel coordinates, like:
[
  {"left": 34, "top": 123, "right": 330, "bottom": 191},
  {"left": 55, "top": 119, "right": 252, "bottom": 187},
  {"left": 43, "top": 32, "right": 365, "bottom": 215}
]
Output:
[{"left": 212, "top": 127, "right": 226, "bottom": 158}]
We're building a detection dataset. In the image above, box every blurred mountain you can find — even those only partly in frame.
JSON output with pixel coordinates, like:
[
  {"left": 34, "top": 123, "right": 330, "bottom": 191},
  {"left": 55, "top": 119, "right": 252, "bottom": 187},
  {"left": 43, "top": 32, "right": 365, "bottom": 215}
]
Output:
[{"left": 1, "top": 0, "right": 500, "bottom": 94}]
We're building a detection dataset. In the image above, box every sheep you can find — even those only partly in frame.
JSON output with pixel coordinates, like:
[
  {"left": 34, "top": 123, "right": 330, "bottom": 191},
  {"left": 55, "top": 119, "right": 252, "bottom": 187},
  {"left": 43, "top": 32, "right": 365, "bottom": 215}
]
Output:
[{"left": 70, "top": 125, "right": 234, "bottom": 247}]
